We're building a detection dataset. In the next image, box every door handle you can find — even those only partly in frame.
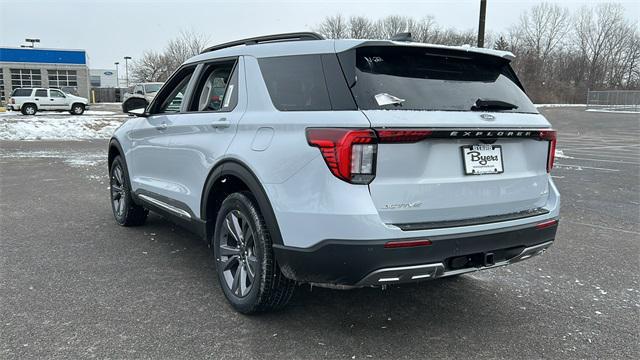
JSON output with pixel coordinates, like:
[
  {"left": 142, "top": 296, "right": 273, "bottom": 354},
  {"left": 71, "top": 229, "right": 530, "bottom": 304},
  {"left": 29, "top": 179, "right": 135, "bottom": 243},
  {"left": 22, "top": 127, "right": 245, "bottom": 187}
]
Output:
[
  {"left": 212, "top": 117, "right": 230, "bottom": 128},
  {"left": 34, "top": 98, "right": 39, "bottom": 101},
  {"left": 156, "top": 122, "right": 167, "bottom": 130},
  {"left": 50, "top": 99, "right": 55, "bottom": 101}
]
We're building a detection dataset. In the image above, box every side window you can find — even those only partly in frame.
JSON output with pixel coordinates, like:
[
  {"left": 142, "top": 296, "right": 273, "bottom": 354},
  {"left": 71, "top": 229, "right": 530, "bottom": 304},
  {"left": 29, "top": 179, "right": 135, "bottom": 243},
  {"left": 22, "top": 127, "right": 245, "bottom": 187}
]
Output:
[
  {"left": 258, "top": 55, "right": 331, "bottom": 111},
  {"left": 50, "top": 90, "right": 65, "bottom": 98},
  {"left": 189, "top": 60, "right": 238, "bottom": 112},
  {"left": 150, "top": 66, "right": 196, "bottom": 114},
  {"left": 134, "top": 85, "right": 143, "bottom": 95},
  {"left": 35, "top": 89, "right": 47, "bottom": 97}
]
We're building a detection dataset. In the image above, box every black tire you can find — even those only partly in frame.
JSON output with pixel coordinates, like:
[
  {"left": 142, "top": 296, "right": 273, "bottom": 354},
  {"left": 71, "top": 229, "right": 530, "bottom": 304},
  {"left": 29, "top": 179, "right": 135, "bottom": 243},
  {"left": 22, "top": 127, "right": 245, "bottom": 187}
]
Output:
[
  {"left": 21, "top": 103, "right": 37, "bottom": 115},
  {"left": 70, "top": 103, "right": 85, "bottom": 115},
  {"left": 214, "top": 192, "right": 295, "bottom": 314},
  {"left": 109, "top": 156, "right": 148, "bottom": 226}
]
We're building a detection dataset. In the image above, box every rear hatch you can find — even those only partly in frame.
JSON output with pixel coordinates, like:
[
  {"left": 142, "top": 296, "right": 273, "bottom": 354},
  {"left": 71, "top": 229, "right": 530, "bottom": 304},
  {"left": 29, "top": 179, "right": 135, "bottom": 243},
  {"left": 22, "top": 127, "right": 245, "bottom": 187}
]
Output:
[{"left": 338, "top": 45, "right": 555, "bottom": 229}]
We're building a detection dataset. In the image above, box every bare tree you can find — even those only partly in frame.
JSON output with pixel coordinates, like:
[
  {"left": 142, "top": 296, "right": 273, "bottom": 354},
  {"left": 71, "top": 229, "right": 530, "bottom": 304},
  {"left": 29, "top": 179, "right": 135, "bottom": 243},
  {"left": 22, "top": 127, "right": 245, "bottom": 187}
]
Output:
[
  {"left": 407, "top": 16, "right": 440, "bottom": 43},
  {"left": 377, "top": 15, "right": 408, "bottom": 39},
  {"left": 131, "top": 30, "right": 209, "bottom": 82},
  {"left": 316, "top": 14, "right": 348, "bottom": 39},
  {"left": 575, "top": 3, "right": 630, "bottom": 88},
  {"left": 348, "top": 16, "right": 375, "bottom": 39}
]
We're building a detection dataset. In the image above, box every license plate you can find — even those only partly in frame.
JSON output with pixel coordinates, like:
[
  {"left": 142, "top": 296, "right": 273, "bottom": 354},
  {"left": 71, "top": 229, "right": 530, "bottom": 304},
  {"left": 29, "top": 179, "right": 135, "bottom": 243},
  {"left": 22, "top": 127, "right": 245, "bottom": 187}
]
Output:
[{"left": 462, "top": 144, "right": 504, "bottom": 175}]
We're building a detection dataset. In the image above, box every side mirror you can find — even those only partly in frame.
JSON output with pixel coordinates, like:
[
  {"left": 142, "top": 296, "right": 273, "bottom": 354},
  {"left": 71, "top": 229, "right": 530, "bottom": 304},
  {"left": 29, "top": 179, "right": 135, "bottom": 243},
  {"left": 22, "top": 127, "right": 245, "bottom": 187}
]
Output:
[{"left": 127, "top": 107, "right": 148, "bottom": 117}]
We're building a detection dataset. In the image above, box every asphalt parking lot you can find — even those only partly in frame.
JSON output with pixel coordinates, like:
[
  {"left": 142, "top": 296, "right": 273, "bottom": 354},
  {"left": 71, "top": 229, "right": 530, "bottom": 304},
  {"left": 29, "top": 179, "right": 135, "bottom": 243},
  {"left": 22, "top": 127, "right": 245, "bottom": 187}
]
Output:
[{"left": 1, "top": 106, "right": 638, "bottom": 359}]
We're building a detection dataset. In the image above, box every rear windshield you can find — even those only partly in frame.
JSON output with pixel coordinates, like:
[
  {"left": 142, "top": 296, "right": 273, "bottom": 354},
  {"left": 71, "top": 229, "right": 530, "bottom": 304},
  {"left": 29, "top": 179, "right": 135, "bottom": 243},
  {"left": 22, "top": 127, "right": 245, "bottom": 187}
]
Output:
[
  {"left": 11, "top": 89, "right": 32, "bottom": 97},
  {"left": 342, "top": 46, "right": 537, "bottom": 113}
]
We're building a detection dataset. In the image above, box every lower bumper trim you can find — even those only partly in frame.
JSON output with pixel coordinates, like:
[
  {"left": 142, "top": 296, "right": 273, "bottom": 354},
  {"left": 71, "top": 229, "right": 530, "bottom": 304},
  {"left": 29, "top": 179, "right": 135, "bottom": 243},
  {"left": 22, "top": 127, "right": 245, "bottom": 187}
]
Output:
[{"left": 355, "top": 240, "right": 553, "bottom": 286}]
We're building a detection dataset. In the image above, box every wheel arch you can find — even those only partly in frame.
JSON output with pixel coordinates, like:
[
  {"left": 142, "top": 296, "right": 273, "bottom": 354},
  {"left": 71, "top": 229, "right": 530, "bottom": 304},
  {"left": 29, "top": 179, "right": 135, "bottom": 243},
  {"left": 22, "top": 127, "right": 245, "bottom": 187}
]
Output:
[
  {"left": 107, "top": 138, "right": 138, "bottom": 204},
  {"left": 201, "top": 159, "right": 284, "bottom": 247}
]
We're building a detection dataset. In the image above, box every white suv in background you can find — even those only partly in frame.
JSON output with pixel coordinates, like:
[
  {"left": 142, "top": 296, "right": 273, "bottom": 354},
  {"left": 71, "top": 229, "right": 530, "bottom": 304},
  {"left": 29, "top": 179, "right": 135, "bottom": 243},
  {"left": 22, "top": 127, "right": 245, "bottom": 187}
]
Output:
[
  {"left": 7, "top": 88, "right": 89, "bottom": 115},
  {"left": 108, "top": 32, "right": 560, "bottom": 314}
]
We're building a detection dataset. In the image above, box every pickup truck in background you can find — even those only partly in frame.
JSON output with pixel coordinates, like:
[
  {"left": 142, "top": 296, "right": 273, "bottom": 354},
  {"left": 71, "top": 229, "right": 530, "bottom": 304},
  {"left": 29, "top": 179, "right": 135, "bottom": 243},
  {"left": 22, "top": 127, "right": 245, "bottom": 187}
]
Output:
[{"left": 121, "top": 82, "right": 163, "bottom": 113}]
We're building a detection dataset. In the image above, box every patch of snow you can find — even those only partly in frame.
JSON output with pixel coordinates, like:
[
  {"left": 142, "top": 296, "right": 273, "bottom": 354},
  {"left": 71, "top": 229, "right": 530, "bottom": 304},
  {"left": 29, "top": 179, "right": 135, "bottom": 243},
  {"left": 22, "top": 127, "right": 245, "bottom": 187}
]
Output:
[
  {"left": 0, "top": 115, "right": 122, "bottom": 140},
  {"left": 83, "top": 110, "right": 117, "bottom": 115},
  {"left": 555, "top": 149, "right": 573, "bottom": 159},
  {"left": 536, "top": 104, "right": 586, "bottom": 108},
  {"left": 585, "top": 108, "right": 640, "bottom": 115}
]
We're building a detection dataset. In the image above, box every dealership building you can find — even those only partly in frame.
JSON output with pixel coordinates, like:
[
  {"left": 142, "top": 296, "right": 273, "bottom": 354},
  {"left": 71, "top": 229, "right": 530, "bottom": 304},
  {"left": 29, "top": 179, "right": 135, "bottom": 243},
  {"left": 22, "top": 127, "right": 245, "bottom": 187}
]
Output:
[{"left": 0, "top": 47, "right": 90, "bottom": 104}]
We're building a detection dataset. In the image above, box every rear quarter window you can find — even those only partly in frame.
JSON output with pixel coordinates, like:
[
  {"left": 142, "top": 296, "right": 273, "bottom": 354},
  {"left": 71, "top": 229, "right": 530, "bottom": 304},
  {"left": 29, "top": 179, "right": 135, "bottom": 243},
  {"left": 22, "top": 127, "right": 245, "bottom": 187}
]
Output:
[
  {"left": 258, "top": 54, "right": 355, "bottom": 111},
  {"left": 11, "top": 89, "right": 33, "bottom": 97}
]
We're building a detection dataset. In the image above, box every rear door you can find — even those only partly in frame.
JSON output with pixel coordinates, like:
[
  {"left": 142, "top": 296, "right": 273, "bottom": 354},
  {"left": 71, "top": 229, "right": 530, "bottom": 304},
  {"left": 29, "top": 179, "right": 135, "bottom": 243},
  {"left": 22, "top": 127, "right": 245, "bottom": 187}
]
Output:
[
  {"left": 158, "top": 57, "right": 245, "bottom": 214},
  {"left": 340, "top": 45, "right": 554, "bottom": 227},
  {"left": 33, "top": 89, "right": 48, "bottom": 110}
]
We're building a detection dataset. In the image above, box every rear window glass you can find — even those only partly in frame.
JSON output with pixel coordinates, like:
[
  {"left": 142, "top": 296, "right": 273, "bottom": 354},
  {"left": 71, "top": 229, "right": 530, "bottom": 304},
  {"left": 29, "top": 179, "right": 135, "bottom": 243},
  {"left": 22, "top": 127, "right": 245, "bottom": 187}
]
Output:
[
  {"left": 11, "top": 89, "right": 32, "bottom": 97},
  {"left": 259, "top": 55, "right": 332, "bottom": 111},
  {"left": 35, "top": 89, "right": 47, "bottom": 97},
  {"left": 344, "top": 46, "right": 537, "bottom": 113}
]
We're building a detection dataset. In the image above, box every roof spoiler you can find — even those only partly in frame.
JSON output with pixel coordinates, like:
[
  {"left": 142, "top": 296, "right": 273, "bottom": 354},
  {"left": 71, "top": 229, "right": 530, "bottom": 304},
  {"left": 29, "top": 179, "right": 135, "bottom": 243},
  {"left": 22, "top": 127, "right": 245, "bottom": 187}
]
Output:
[{"left": 201, "top": 32, "right": 325, "bottom": 54}]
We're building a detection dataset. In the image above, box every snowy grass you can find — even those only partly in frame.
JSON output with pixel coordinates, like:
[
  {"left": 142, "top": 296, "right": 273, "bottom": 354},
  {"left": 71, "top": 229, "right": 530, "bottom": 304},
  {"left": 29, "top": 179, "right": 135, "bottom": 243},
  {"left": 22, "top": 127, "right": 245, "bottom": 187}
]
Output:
[
  {"left": 535, "top": 104, "right": 587, "bottom": 107},
  {"left": 585, "top": 108, "right": 640, "bottom": 115},
  {"left": 0, "top": 113, "right": 123, "bottom": 141}
]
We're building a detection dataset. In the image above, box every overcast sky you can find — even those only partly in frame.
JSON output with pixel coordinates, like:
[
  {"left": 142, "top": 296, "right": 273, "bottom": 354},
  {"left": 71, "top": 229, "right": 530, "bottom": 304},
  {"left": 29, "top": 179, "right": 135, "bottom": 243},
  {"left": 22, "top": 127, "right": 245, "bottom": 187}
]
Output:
[{"left": 1, "top": 0, "right": 638, "bottom": 69}]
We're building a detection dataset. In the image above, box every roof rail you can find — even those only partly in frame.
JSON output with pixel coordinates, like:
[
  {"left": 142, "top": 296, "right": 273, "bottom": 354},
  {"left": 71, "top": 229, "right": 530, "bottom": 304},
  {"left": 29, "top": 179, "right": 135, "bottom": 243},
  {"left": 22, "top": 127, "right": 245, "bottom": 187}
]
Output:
[{"left": 201, "top": 32, "right": 325, "bottom": 54}]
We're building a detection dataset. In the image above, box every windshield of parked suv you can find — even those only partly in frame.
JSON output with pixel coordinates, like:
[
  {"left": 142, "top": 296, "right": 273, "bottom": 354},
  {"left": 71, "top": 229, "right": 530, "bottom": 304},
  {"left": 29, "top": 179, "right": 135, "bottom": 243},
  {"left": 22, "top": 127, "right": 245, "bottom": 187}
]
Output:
[
  {"left": 144, "top": 84, "right": 162, "bottom": 93},
  {"left": 345, "top": 46, "right": 538, "bottom": 113}
]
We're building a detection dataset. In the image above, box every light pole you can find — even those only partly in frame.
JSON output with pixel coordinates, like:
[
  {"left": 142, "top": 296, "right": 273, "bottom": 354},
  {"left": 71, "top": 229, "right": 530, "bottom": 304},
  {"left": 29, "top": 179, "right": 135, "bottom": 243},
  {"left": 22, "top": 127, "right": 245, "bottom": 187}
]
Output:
[
  {"left": 114, "top": 62, "right": 120, "bottom": 88},
  {"left": 124, "top": 56, "right": 132, "bottom": 87},
  {"left": 477, "top": 0, "right": 487, "bottom": 47}
]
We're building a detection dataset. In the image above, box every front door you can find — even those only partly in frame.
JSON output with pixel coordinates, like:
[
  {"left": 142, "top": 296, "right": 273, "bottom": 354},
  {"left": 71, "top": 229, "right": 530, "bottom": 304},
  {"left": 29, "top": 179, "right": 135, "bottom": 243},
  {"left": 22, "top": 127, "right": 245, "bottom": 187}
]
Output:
[
  {"left": 125, "top": 66, "right": 197, "bottom": 202},
  {"left": 48, "top": 89, "right": 68, "bottom": 110}
]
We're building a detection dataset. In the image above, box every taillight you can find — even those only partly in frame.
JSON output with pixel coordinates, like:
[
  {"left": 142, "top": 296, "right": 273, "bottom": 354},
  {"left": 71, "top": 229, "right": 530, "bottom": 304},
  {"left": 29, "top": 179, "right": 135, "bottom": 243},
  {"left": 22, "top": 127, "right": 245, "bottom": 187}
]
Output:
[
  {"left": 377, "top": 129, "right": 433, "bottom": 143},
  {"left": 539, "top": 130, "right": 557, "bottom": 173},
  {"left": 10, "top": 98, "right": 15, "bottom": 104},
  {"left": 306, "top": 128, "right": 377, "bottom": 184}
]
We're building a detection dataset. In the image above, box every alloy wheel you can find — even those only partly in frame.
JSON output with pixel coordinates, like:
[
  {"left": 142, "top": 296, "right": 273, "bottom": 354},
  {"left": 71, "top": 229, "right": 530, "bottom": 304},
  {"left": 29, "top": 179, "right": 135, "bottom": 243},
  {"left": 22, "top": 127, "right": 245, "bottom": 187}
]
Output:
[
  {"left": 219, "top": 210, "right": 258, "bottom": 297},
  {"left": 110, "top": 165, "right": 125, "bottom": 217}
]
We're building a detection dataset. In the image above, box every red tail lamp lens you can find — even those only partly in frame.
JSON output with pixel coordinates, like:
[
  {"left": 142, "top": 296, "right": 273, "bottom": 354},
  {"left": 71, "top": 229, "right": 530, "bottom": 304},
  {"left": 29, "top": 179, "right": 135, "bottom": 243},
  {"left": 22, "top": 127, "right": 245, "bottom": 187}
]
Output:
[
  {"left": 376, "top": 129, "right": 433, "bottom": 143},
  {"left": 538, "top": 130, "right": 557, "bottom": 173},
  {"left": 306, "top": 128, "right": 377, "bottom": 184}
]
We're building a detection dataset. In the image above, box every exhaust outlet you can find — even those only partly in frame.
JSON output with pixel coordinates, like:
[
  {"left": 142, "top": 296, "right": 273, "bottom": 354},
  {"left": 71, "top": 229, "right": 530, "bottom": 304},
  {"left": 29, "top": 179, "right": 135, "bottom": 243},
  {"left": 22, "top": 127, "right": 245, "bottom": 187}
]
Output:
[{"left": 484, "top": 253, "right": 495, "bottom": 266}]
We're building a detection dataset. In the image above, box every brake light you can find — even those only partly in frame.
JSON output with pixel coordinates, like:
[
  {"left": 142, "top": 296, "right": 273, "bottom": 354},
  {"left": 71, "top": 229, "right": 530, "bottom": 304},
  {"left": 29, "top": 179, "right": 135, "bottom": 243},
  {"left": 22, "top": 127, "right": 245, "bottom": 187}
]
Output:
[
  {"left": 306, "top": 128, "right": 377, "bottom": 184},
  {"left": 539, "top": 130, "right": 557, "bottom": 173}
]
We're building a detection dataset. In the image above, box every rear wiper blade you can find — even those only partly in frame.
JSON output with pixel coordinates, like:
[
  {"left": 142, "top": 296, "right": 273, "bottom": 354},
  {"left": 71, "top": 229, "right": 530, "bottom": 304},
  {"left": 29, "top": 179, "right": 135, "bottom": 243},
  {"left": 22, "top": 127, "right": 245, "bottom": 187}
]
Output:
[{"left": 471, "top": 98, "right": 518, "bottom": 111}]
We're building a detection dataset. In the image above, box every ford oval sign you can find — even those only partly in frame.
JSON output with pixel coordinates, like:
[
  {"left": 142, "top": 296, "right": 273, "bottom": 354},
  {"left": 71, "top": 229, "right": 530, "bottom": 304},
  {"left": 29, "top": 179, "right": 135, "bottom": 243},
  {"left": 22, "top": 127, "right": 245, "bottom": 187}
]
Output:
[
  {"left": 480, "top": 113, "right": 495, "bottom": 121},
  {"left": 104, "top": 71, "right": 113, "bottom": 75}
]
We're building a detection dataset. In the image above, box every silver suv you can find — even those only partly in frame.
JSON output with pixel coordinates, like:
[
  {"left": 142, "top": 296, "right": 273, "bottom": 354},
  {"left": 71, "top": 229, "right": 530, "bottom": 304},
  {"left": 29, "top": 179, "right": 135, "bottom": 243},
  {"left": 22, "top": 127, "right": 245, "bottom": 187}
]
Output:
[{"left": 108, "top": 32, "right": 560, "bottom": 313}]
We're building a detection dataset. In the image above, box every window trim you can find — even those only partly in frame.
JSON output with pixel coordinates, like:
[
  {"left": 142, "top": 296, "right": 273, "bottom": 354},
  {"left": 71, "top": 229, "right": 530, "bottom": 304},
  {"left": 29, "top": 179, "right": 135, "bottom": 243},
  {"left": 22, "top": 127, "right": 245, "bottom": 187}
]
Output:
[
  {"left": 186, "top": 57, "right": 240, "bottom": 114},
  {"left": 147, "top": 64, "right": 198, "bottom": 116}
]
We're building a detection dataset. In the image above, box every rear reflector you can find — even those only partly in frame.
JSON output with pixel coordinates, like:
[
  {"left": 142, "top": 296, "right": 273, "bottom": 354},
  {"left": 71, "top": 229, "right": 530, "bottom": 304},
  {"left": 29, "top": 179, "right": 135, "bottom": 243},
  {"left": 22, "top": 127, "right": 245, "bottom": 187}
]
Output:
[
  {"left": 535, "top": 219, "right": 558, "bottom": 230},
  {"left": 384, "top": 239, "right": 433, "bottom": 249}
]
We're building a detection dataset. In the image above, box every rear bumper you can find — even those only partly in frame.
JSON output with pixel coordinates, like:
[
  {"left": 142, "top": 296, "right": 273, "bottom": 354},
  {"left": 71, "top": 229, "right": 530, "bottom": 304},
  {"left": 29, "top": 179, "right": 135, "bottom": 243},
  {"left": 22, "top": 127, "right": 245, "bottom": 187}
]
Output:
[{"left": 274, "top": 220, "right": 558, "bottom": 287}]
